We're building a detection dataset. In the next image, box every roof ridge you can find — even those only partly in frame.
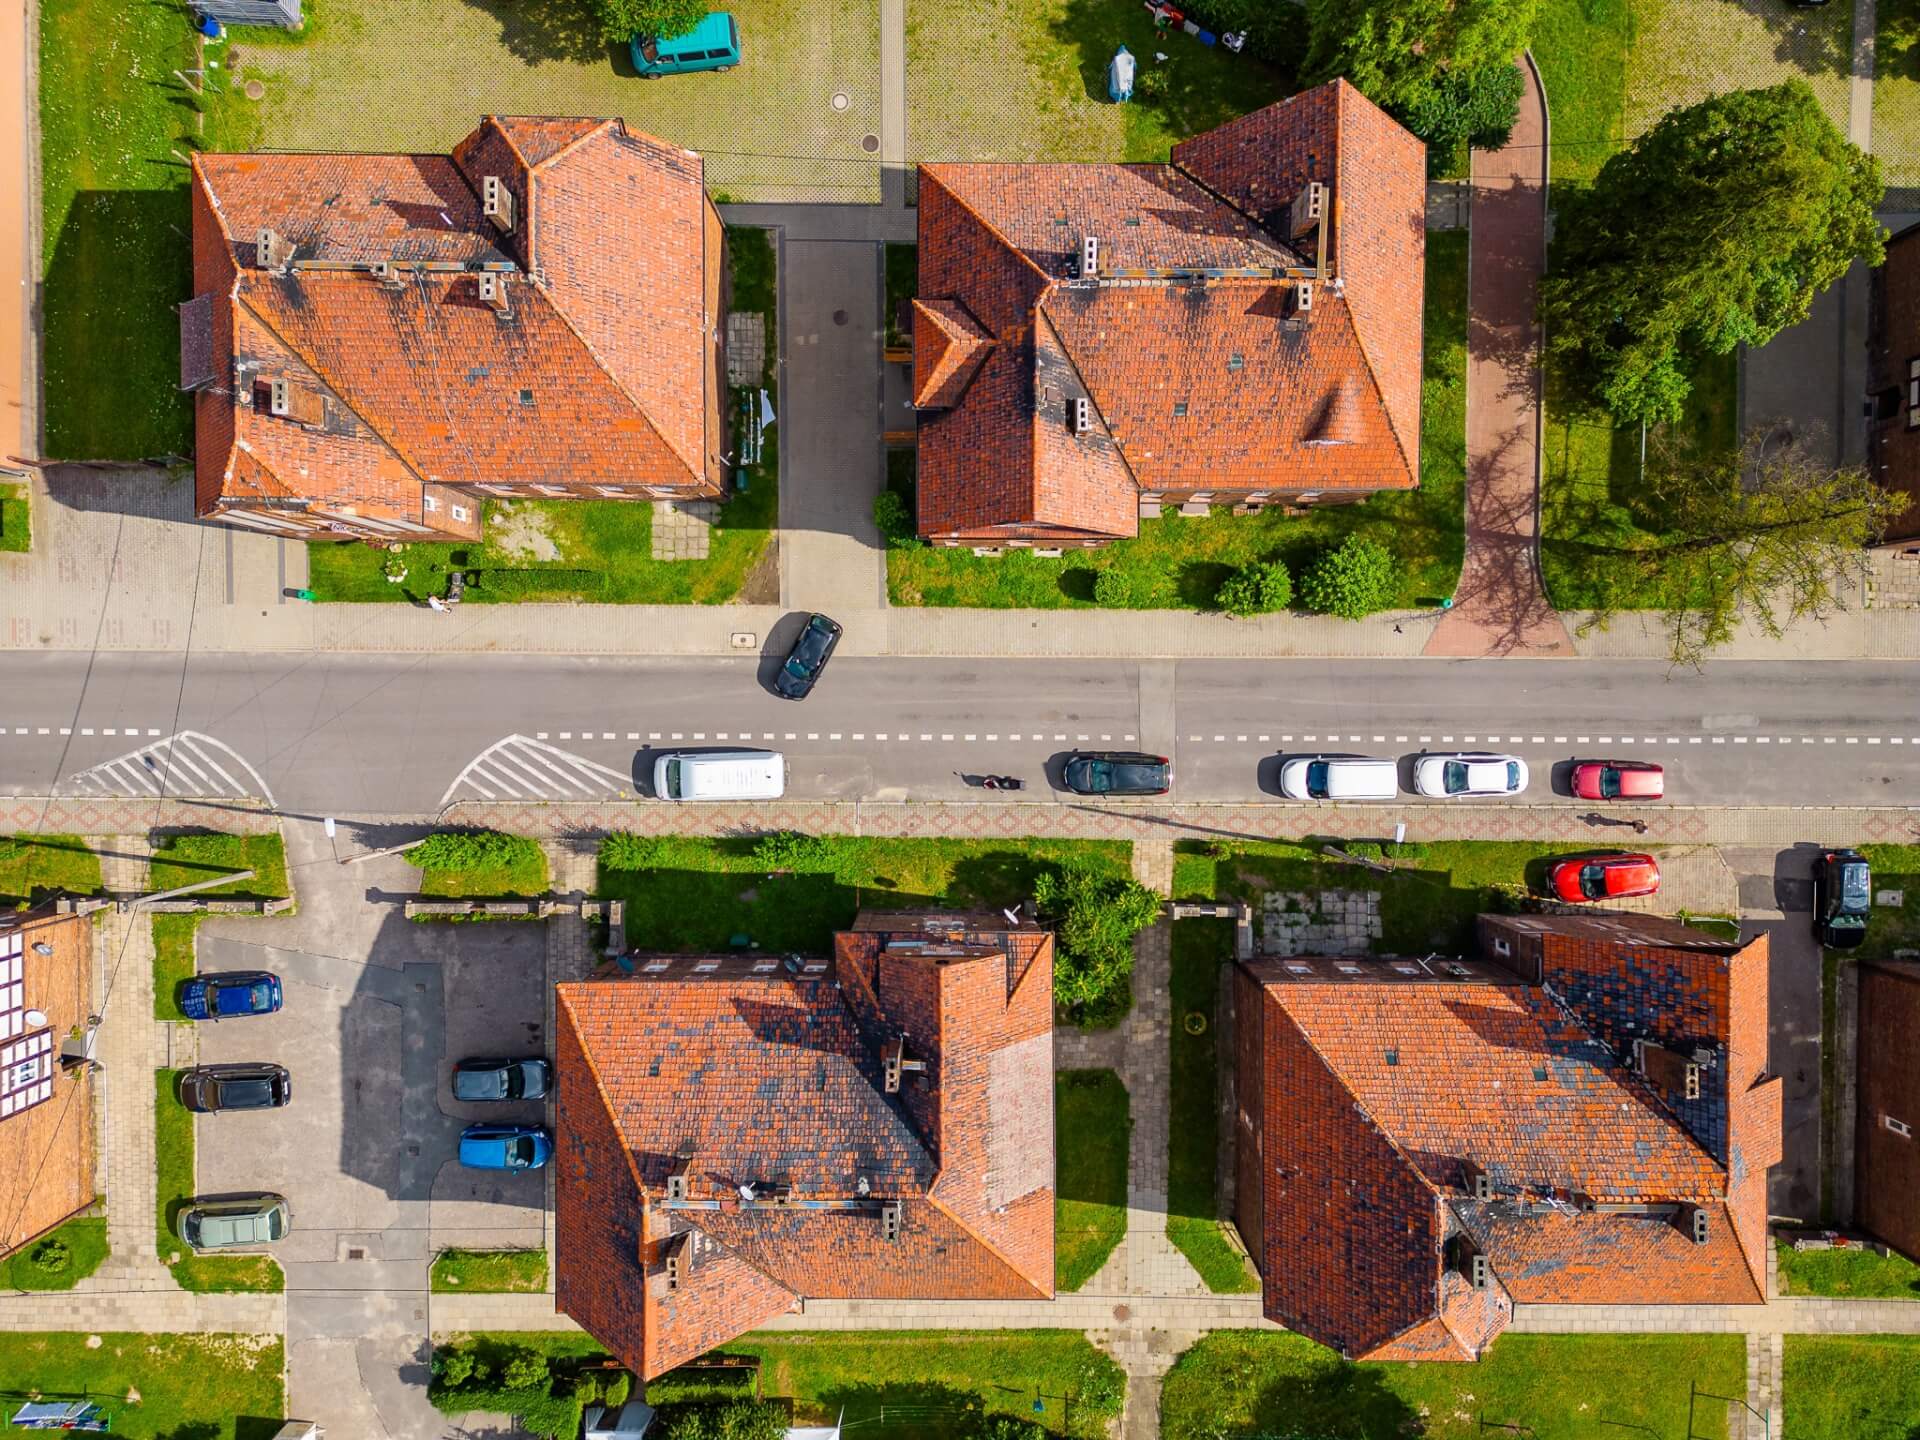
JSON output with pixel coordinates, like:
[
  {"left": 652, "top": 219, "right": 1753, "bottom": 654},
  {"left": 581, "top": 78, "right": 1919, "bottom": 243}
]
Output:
[
  {"left": 232, "top": 283, "right": 434, "bottom": 496},
  {"left": 524, "top": 116, "right": 621, "bottom": 174},
  {"left": 920, "top": 1190, "right": 1051, "bottom": 1298},
  {"left": 1322, "top": 293, "right": 1417, "bottom": 485}
]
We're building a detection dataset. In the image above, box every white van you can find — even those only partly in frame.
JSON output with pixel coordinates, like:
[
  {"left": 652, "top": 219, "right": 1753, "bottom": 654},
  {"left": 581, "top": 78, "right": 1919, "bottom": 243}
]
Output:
[
  {"left": 1278, "top": 756, "right": 1399, "bottom": 801},
  {"left": 652, "top": 750, "right": 786, "bottom": 802}
]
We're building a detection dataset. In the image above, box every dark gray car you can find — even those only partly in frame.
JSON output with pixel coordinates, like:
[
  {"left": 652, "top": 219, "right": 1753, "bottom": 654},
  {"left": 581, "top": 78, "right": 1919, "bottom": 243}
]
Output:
[
  {"left": 1062, "top": 751, "right": 1171, "bottom": 796},
  {"left": 179, "top": 1062, "right": 292, "bottom": 1114},
  {"left": 452, "top": 1057, "right": 553, "bottom": 1103}
]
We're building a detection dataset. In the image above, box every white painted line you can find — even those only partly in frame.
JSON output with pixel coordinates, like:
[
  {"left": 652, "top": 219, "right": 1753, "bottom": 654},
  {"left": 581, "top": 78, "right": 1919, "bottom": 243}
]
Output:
[
  {"left": 1464, "top": 735, "right": 1476, "bottom": 743},
  {"left": 853, "top": 734, "right": 865, "bottom": 741},
  {"left": 921, "top": 733, "right": 932, "bottom": 741},
  {"left": 1055, "top": 734, "right": 1067, "bottom": 742},
  {"left": 716, "top": 733, "right": 730, "bottom": 741},
  {"left": 763, "top": 733, "right": 776, "bottom": 741},
  {"left": 80, "top": 727, "right": 92, "bottom": 736},
  {"left": 39, "top": 727, "right": 49, "bottom": 735},
  {"left": 1260, "top": 735, "right": 1271, "bottom": 744},
  {"left": 11, "top": 728, "right": 22, "bottom": 735},
  {"left": 628, "top": 732, "right": 639, "bottom": 741},
  {"left": 943, "top": 734, "right": 954, "bottom": 742},
  {"left": 1735, "top": 737, "right": 1748, "bottom": 744},
  {"left": 1756, "top": 737, "right": 1770, "bottom": 744},
  {"left": 1441, "top": 735, "right": 1452, "bottom": 743},
  {"left": 559, "top": 731, "right": 571, "bottom": 740},
  {"left": 1824, "top": 737, "right": 1836, "bottom": 744},
  {"left": 1078, "top": 734, "right": 1089, "bottom": 741},
  {"left": 897, "top": 734, "right": 909, "bottom": 741},
  {"left": 649, "top": 732, "right": 660, "bottom": 741},
  {"left": 59, "top": 728, "right": 69, "bottom": 735},
  {"left": 1869, "top": 737, "right": 1882, "bottom": 745},
  {"left": 1846, "top": 737, "right": 1859, "bottom": 744},
  {"left": 784, "top": 733, "right": 796, "bottom": 740},
  {"left": 147, "top": 728, "right": 161, "bottom": 737},
  {"left": 1373, "top": 735, "right": 1384, "bottom": 743},
  {"left": 1125, "top": 734, "right": 1137, "bottom": 742},
  {"left": 693, "top": 733, "right": 706, "bottom": 740},
  {"left": 164, "top": 745, "right": 215, "bottom": 789},
  {"left": 1282, "top": 735, "right": 1293, "bottom": 743},
  {"left": 1711, "top": 737, "right": 1725, "bottom": 745},
  {"left": 1895, "top": 738, "right": 1906, "bottom": 745},
  {"left": 987, "top": 734, "right": 998, "bottom": 742},
  {"left": 965, "top": 734, "right": 976, "bottom": 741},
  {"left": 672, "top": 733, "right": 684, "bottom": 740},
  {"left": 1689, "top": 737, "right": 1702, "bottom": 744},
  {"left": 602, "top": 732, "right": 615, "bottom": 741},
  {"left": 1598, "top": 736, "right": 1612, "bottom": 744},
  {"left": 1215, "top": 735, "right": 1225, "bottom": 742},
  {"left": 1102, "top": 734, "right": 1112, "bottom": 742},
  {"left": 1420, "top": 736, "right": 1431, "bottom": 743},
  {"left": 831, "top": 733, "right": 843, "bottom": 741},
  {"left": 808, "top": 733, "right": 820, "bottom": 741},
  {"left": 1396, "top": 736, "right": 1407, "bottom": 743},
  {"left": 103, "top": 728, "right": 116, "bottom": 736},
  {"left": 1009, "top": 734, "right": 1021, "bottom": 742},
  {"left": 1554, "top": 736, "right": 1566, "bottom": 745},
  {"left": 1304, "top": 735, "right": 1317, "bottom": 743},
  {"left": 1531, "top": 737, "right": 1544, "bottom": 745}
]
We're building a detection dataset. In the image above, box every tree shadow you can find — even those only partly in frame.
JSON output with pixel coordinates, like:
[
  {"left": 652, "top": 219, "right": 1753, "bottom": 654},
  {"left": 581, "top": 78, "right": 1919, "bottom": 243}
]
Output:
[
  {"left": 812, "top": 1379, "right": 1057, "bottom": 1440},
  {"left": 1730, "top": 0, "right": 1855, "bottom": 79},
  {"left": 457, "top": 0, "right": 611, "bottom": 65},
  {"left": 1233, "top": 1358, "right": 1424, "bottom": 1439}
]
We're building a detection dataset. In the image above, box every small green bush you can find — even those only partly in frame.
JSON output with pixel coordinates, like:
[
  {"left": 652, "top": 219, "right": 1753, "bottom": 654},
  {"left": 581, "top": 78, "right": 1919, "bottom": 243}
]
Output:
[
  {"left": 656, "top": 1401, "right": 789, "bottom": 1440},
  {"left": 601, "top": 1372, "right": 633, "bottom": 1409},
  {"left": 600, "top": 832, "right": 663, "bottom": 872},
  {"left": 753, "top": 830, "right": 836, "bottom": 870},
  {"left": 29, "top": 1239, "right": 71, "bottom": 1274},
  {"left": 873, "top": 490, "right": 921, "bottom": 548},
  {"left": 1035, "top": 864, "right": 1162, "bottom": 1016},
  {"left": 1214, "top": 560, "right": 1292, "bottom": 616},
  {"left": 1300, "top": 535, "right": 1399, "bottom": 619},
  {"left": 1401, "top": 61, "right": 1524, "bottom": 174},
  {"left": 407, "top": 831, "right": 542, "bottom": 874}
]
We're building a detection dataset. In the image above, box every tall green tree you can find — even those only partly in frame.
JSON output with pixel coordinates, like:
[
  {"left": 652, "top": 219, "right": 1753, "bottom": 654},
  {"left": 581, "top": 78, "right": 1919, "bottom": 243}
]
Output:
[
  {"left": 1541, "top": 81, "right": 1884, "bottom": 426},
  {"left": 1301, "top": 0, "right": 1536, "bottom": 115},
  {"left": 591, "top": 0, "right": 707, "bottom": 44},
  {"left": 1584, "top": 431, "right": 1908, "bottom": 667}
]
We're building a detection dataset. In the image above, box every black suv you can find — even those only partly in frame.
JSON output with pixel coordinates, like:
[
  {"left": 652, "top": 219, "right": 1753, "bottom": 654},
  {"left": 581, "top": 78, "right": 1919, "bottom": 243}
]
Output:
[
  {"left": 1813, "top": 849, "right": 1871, "bottom": 949},
  {"left": 179, "top": 1062, "right": 292, "bottom": 1113},
  {"left": 773, "top": 614, "right": 842, "bottom": 700}
]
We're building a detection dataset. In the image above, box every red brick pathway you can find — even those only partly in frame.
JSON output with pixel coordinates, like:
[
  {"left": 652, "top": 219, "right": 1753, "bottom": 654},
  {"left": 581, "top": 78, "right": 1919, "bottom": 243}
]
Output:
[{"left": 1427, "top": 55, "right": 1575, "bottom": 659}]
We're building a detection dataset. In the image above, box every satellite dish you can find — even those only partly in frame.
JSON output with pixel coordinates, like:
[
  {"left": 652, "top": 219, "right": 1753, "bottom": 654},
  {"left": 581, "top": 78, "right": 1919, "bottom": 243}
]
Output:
[{"left": 24, "top": 1010, "right": 47, "bottom": 1028}]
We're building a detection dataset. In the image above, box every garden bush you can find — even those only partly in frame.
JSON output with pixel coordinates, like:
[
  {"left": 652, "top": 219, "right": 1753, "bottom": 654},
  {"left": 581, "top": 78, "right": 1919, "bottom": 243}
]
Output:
[
  {"left": 407, "top": 831, "right": 543, "bottom": 875},
  {"left": 430, "top": 1341, "right": 602, "bottom": 1440},
  {"left": 1300, "top": 536, "right": 1399, "bottom": 619},
  {"left": 753, "top": 830, "right": 838, "bottom": 870},
  {"left": 599, "top": 832, "right": 663, "bottom": 872},
  {"left": 1213, "top": 560, "right": 1292, "bottom": 616},
  {"left": 1035, "top": 864, "right": 1162, "bottom": 1018},
  {"left": 873, "top": 490, "right": 921, "bottom": 548},
  {"left": 29, "top": 1238, "right": 71, "bottom": 1274},
  {"left": 656, "top": 1401, "right": 789, "bottom": 1440}
]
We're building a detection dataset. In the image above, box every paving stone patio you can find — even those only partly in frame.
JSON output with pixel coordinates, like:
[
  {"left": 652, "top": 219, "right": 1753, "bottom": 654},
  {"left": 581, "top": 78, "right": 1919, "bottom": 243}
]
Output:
[{"left": 650, "top": 500, "right": 718, "bottom": 561}]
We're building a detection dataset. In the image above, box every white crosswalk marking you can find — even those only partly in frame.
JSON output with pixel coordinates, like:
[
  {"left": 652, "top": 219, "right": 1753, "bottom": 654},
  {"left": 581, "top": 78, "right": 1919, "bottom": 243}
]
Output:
[
  {"left": 57, "top": 730, "right": 275, "bottom": 804},
  {"left": 442, "top": 734, "right": 635, "bottom": 805}
]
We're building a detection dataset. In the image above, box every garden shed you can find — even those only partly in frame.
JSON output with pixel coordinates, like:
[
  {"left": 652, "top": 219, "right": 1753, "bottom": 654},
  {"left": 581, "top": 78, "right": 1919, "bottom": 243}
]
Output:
[{"left": 193, "top": 0, "right": 302, "bottom": 28}]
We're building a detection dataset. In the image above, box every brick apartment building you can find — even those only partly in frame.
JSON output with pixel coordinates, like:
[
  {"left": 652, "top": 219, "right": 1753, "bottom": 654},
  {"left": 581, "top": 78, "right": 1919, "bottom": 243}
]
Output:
[
  {"left": 552, "top": 914, "right": 1054, "bottom": 1377},
  {"left": 1234, "top": 912, "right": 1779, "bottom": 1360},
  {"left": 185, "top": 116, "right": 729, "bottom": 543},
  {"left": 1854, "top": 958, "right": 1920, "bottom": 1262},
  {"left": 1867, "top": 219, "right": 1920, "bottom": 545},
  {"left": 910, "top": 78, "right": 1424, "bottom": 550},
  {"left": 0, "top": 908, "right": 94, "bottom": 1260}
]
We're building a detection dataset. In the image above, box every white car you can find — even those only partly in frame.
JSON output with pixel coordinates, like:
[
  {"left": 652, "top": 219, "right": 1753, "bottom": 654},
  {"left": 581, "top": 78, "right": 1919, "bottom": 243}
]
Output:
[{"left": 1413, "top": 752, "right": 1528, "bottom": 799}]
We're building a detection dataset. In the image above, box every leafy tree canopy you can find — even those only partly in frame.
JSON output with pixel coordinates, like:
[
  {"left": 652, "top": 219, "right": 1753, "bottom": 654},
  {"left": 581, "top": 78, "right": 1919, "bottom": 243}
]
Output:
[
  {"left": 1583, "top": 430, "right": 1909, "bottom": 666},
  {"left": 1214, "top": 560, "right": 1293, "bottom": 616},
  {"left": 1300, "top": 536, "right": 1399, "bottom": 619},
  {"left": 1034, "top": 865, "right": 1161, "bottom": 1013},
  {"left": 1540, "top": 80, "right": 1884, "bottom": 425},
  {"left": 591, "top": 0, "right": 708, "bottom": 44},
  {"left": 1301, "top": 0, "right": 1537, "bottom": 116}
]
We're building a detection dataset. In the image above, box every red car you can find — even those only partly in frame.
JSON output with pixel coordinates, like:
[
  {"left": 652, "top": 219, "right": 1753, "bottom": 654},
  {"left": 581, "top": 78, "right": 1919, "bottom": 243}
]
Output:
[
  {"left": 1550, "top": 853, "right": 1661, "bottom": 903},
  {"left": 1572, "top": 760, "right": 1664, "bottom": 801}
]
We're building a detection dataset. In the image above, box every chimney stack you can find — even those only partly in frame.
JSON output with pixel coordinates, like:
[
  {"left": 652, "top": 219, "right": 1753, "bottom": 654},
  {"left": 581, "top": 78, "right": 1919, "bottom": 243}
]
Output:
[
  {"left": 256, "top": 227, "right": 293, "bottom": 275},
  {"left": 483, "top": 176, "right": 516, "bottom": 233},
  {"left": 478, "top": 271, "right": 511, "bottom": 317}
]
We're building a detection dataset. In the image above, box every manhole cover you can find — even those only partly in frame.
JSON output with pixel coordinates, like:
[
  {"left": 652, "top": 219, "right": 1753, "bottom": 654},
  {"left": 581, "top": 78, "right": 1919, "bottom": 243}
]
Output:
[
  {"left": 1113, "top": 1304, "right": 1130, "bottom": 1322},
  {"left": 832, "top": 309, "right": 849, "bottom": 326},
  {"left": 243, "top": 79, "right": 265, "bottom": 101},
  {"left": 832, "top": 92, "right": 850, "bottom": 111},
  {"left": 861, "top": 134, "right": 880, "bottom": 154}
]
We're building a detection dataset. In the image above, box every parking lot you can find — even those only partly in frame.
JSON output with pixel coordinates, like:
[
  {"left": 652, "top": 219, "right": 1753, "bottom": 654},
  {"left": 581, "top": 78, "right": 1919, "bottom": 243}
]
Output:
[{"left": 189, "top": 847, "right": 550, "bottom": 1287}]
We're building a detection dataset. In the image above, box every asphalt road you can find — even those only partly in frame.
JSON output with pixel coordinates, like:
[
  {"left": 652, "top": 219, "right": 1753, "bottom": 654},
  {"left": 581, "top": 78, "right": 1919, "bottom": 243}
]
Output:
[{"left": 1, "top": 651, "right": 1917, "bottom": 813}]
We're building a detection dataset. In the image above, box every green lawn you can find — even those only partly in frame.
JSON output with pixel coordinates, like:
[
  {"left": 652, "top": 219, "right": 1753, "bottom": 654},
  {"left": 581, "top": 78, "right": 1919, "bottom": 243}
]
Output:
[
  {"left": 596, "top": 835, "right": 1131, "bottom": 955},
  {"left": 306, "top": 225, "right": 778, "bottom": 606},
  {"left": 0, "top": 483, "right": 28, "bottom": 552},
  {"left": 410, "top": 832, "right": 550, "bottom": 899},
  {"left": 0, "top": 833, "right": 103, "bottom": 909},
  {"left": 1786, "top": 1335, "right": 1920, "bottom": 1438},
  {"left": 1531, "top": 0, "right": 1634, "bottom": 186},
  {"left": 0, "top": 1332, "right": 284, "bottom": 1439},
  {"left": 1171, "top": 839, "right": 1578, "bottom": 956},
  {"left": 152, "top": 914, "right": 200, "bottom": 1023},
  {"left": 1054, "top": 1069, "right": 1128, "bottom": 1292},
  {"left": 648, "top": 1330, "right": 1126, "bottom": 1439},
  {"left": 1776, "top": 1239, "right": 1920, "bottom": 1299},
  {"left": 1539, "top": 345, "right": 1740, "bottom": 612},
  {"left": 38, "top": 0, "right": 259, "bottom": 461},
  {"left": 1857, "top": 845, "right": 1920, "bottom": 960},
  {"left": 1166, "top": 920, "right": 1259, "bottom": 1293},
  {"left": 1162, "top": 1331, "right": 1743, "bottom": 1440},
  {"left": 148, "top": 832, "right": 290, "bottom": 900},
  {"left": 430, "top": 1248, "right": 549, "bottom": 1294},
  {"left": 1, "top": 1213, "right": 108, "bottom": 1291},
  {"left": 155, "top": 1070, "right": 284, "bottom": 1294},
  {"left": 885, "top": 231, "right": 1468, "bottom": 611}
]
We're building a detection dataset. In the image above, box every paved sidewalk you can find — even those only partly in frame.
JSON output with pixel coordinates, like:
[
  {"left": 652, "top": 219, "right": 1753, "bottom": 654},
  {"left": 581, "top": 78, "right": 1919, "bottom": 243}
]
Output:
[{"left": 1427, "top": 53, "right": 1573, "bottom": 659}]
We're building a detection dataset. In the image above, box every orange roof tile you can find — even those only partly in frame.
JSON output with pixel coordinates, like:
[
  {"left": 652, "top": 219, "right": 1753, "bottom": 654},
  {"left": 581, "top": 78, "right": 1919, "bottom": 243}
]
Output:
[
  {"left": 913, "top": 79, "right": 1424, "bottom": 542},
  {"left": 912, "top": 299, "right": 995, "bottom": 409},
  {"left": 554, "top": 919, "right": 1054, "bottom": 1378}
]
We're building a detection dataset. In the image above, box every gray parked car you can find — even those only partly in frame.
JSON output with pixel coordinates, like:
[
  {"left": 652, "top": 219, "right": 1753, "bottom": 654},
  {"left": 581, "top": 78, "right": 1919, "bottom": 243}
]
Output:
[
  {"left": 452, "top": 1057, "right": 553, "bottom": 1103},
  {"left": 179, "top": 1062, "right": 292, "bottom": 1113},
  {"left": 181, "top": 1193, "right": 291, "bottom": 1250}
]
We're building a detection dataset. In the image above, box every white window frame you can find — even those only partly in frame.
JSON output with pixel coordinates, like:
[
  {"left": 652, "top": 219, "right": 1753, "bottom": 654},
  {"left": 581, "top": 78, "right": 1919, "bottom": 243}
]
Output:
[
  {"left": 423, "top": 494, "right": 440, "bottom": 512},
  {"left": 450, "top": 505, "right": 471, "bottom": 523},
  {"left": 1887, "top": 1114, "right": 1913, "bottom": 1139}
]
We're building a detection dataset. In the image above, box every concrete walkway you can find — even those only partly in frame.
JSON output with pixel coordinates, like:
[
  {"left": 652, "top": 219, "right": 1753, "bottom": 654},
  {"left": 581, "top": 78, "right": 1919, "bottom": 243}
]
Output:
[{"left": 1427, "top": 53, "right": 1574, "bottom": 659}]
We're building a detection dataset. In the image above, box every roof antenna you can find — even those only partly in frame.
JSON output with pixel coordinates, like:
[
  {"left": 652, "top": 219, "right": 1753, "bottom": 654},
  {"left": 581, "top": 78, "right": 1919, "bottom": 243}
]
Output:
[{"left": 1002, "top": 905, "right": 1022, "bottom": 926}]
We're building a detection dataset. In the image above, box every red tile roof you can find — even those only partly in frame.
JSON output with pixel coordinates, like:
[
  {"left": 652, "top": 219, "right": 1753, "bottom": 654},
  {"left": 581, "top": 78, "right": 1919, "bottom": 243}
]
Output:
[
  {"left": 912, "top": 300, "right": 995, "bottom": 409},
  {"left": 913, "top": 79, "right": 1424, "bottom": 542},
  {"left": 555, "top": 917, "right": 1054, "bottom": 1378},
  {"left": 1240, "top": 916, "right": 1775, "bottom": 1361},
  {"left": 190, "top": 116, "right": 723, "bottom": 535},
  {"left": 0, "top": 909, "right": 95, "bottom": 1260}
]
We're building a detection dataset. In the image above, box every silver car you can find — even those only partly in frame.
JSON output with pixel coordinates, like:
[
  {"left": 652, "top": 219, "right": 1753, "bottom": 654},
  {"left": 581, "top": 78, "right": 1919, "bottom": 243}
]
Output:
[{"left": 181, "top": 1193, "right": 290, "bottom": 1250}]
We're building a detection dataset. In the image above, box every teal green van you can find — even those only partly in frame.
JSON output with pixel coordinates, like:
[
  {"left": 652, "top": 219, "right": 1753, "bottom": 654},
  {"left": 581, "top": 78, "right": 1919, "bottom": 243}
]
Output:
[{"left": 630, "top": 11, "right": 741, "bottom": 76}]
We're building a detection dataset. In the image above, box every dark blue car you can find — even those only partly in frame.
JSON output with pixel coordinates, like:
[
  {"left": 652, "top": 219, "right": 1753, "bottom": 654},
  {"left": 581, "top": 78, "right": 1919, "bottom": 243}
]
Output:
[
  {"left": 459, "top": 1124, "right": 553, "bottom": 1171},
  {"left": 180, "top": 970, "right": 283, "bottom": 1021}
]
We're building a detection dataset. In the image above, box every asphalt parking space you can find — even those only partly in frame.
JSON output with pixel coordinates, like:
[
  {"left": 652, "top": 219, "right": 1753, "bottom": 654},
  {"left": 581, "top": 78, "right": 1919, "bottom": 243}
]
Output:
[{"left": 191, "top": 915, "right": 550, "bottom": 1275}]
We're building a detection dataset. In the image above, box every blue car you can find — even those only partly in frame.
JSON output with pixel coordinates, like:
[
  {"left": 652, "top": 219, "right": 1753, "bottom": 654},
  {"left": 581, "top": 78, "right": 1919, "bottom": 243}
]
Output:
[
  {"left": 459, "top": 1124, "right": 552, "bottom": 1171},
  {"left": 180, "top": 970, "right": 283, "bottom": 1021}
]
